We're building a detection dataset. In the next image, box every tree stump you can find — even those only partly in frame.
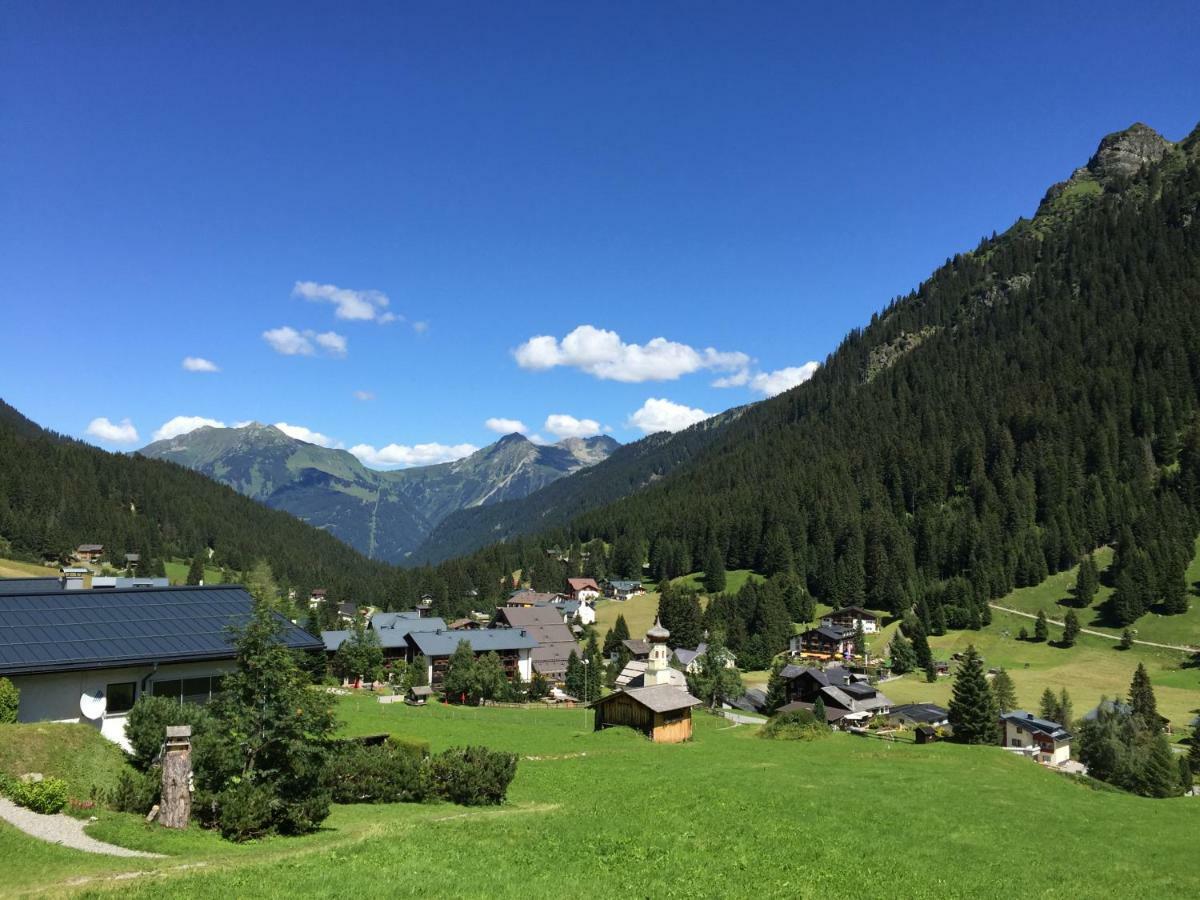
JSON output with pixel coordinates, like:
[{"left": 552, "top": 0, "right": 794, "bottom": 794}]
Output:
[{"left": 160, "top": 725, "right": 192, "bottom": 829}]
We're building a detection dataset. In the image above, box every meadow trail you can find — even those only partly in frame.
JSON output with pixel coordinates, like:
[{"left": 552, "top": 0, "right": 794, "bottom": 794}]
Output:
[{"left": 987, "top": 604, "right": 1197, "bottom": 653}]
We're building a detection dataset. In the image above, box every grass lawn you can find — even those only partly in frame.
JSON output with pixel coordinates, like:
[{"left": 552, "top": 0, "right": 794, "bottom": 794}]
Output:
[
  {"left": 670, "top": 567, "right": 759, "bottom": 595},
  {"left": 4, "top": 695, "right": 1200, "bottom": 898},
  {"left": 994, "top": 539, "right": 1200, "bottom": 649},
  {"left": 880, "top": 608, "right": 1200, "bottom": 732},
  {"left": 0, "top": 556, "right": 55, "bottom": 578},
  {"left": 163, "top": 559, "right": 226, "bottom": 586},
  {"left": 0, "top": 723, "right": 130, "bottom": 801}
]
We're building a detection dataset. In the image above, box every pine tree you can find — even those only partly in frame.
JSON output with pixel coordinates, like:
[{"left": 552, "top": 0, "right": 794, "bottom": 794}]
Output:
[
  {"left": 1056, "top": 688, "right": 1073, "bottom": 726},
  {"left": 1074, "top": 553, "right": 1099, "bottom": 608},
  {"left": 1187, "top": 718, "right": 1200, "bottom": 780},
  {"left": 1039, "top": 687, "right": 1059, "bottom": 721},
  {"left": 948, "top": 645, "right": 997, "bottom": 744},
  {"left": 411, "top": 654, "right": 429, "bottom": 686},
  {"left": 1061, "top": 608, "right": 1080, "bottom": 647},
  {"left": 990, "top": 668, "right": 1017, "bottom": 713},
  {"left": 1033, "top": 609, "right": 1049, "bottom": 642},
  {"left": 812, "top": 695, "right": 827, "bottom": 725},
  {"left": 1128, "top": 663, "right": 1159, "bottom": 724},
  {"left": 442, "top": 640, "right": 478, "bottom": 704},
  {"left": 904, "top": 617, "right": 933, "bottom": 672},
  {"left": 702, "top": 544, "right": 726, "bottom": 594},
  {"left": 602, "top": 614, "right": 630, "bottom": 655},
  {"left": 853, "top": 619, "right": 868, "bottom": 661},
  {"left": 761, "top": 525, "right": 794, "bottom": 577},
  {"left": 583, "top": 633, "right": 603, "bottom": 702},
  {"left": 763, "top": 659, "right": 789, "bottom": 713},
  {"left": 1118, "top": 628, "right": 1134, "bottom": 650},
  {"left": 888, "top": 632, "right": 917, "bottom": 675},
  {"left": 186, "top": 552, "right": 206, "bottom": 585},
  {"left": 1136, "top": 732, "right": 1182, "bottom": 798},
  {"left": 564, "top": 650, "right": 585, "bottom": 701}
]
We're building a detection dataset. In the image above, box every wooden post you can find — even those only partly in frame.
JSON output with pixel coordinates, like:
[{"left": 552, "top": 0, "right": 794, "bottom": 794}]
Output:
[{"left": 160, "top": 725, "right": 192, "bottom": 829}]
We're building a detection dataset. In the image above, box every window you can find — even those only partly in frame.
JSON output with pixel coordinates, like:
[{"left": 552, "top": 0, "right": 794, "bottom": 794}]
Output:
[
  {"left": 151, "top": 675, "right": 224, "bottom": 706},
  {"left": 106, "top": 682, "right": 136, "bottom": 714}
]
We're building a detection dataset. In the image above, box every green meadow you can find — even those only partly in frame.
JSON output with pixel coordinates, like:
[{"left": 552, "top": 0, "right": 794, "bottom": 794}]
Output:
[{"left": 1, "top": 696, "right": 1198, "bottom": 898}]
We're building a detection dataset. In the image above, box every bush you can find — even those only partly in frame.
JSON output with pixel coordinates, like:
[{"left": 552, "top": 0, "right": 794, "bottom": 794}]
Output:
[
  {"left": 386, "top": 735, "right": 430, "bottom": 762},
  {"left": 761, "top": 710, "right": 829, "bottom": 742},
  {"left": 108, "top": 768, "right": 160, "bottom": 814},
  {"left": 323, "top": 743, "right": 425, "bottom": 804},
  {"left": 216, "top": 783, "right": 275, "bottom": 842},
  {"left": 124, "top": 695, "right": 213, "bottom": 772},
  {"left": 424, "top": 746, "right": 517, "bottom": 806},
  {"left": 7, "top": 776, "right": 70, "bottom": 814},
  {"left": 0, "top": 678, "right": 19, "bottom": 724}
]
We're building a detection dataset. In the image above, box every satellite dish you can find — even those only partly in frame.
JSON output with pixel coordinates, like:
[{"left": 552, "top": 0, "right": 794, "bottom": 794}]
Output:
[{"left": 80, "top": 689, "right": 106, "bottom": 720}]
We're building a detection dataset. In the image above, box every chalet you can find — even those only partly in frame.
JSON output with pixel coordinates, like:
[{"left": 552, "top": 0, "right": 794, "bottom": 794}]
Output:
[
  {"left": 605, "top": 580, "right": 645, "bottom": 601},
  {"left": 888, "top": 703, "right": 950, "bottom": 728},
  {"left": 405, "top": 628, "right": 536, "bottom": 691},
  {"left": 123, "top": 553, "right": 140, "bottom": 568},
  {"left": 820, "top": 606, "right": 879, "bottom": 634},
  {"left": 492, "top": 605, "right": 580, "bottom": 682},
  {"left": 505, "top": 590, "right": 562, "bottom": 607},
  {"left": 565, "top": 577, "right": 601, "bottom": 602},
  {"left": 449, "top": 617, "right": 482, "bottom": 630},
  {"left": 1000, "top": 710, "right": 1072, "bottom": 765},
  {"left": 789, "top": 625, "right": 857, "bottom": 660},
  {"left": 550, "top": 597, "right": 596, "bottom": 626},
  {"left": 74, "top": 544, "right": 104, "bottom": 563},
  {"left": 779, "top": 664, "right": 858, "bottom": 703},
  {"left": 618, "top": 638, "right": 652, "bottom": 661},
  {"left": 592, "top": 684, "right": 701, "bottom": 743},
  {"left": 779, "top": 681, "right": 893, "bottom": 727},
  {"left": 672, "top": 643, "right": 736, "bottom": 674},
  {"left": 0, "top": 585, "right": 322, "bottom": 749}
]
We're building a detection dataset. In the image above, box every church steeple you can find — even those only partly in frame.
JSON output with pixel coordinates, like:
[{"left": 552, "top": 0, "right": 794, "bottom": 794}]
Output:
[{"left": 645, "top": 617, "right": 672, "bottom": 685}]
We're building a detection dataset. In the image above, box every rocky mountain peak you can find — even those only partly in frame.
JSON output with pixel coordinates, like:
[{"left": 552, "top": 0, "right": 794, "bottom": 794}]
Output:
[{"left": 1084, "top": 122, "right": 1172, "bottom": 181}]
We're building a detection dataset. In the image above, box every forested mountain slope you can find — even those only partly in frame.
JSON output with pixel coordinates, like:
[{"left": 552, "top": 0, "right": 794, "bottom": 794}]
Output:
[
  {"left": 139, "top": 424, "right": 617, "bottom": 562},
  {"left": 433, "top": 121, "right": 1200, "bottom": 629},
  {"left": 0, "top": 402, "right": 399, "bottom": 603}
]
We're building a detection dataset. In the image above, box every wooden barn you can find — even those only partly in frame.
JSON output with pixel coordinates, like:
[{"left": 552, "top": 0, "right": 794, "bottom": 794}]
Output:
[{"left": 591, "top": 684, "right": 702, "bottom": 744}]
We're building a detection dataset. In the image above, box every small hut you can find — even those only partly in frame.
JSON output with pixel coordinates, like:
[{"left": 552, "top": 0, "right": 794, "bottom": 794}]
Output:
[
  {"left": 592, "top": 684, "right": 701, "bottom": 743},
  {"left": 406, "top": 685, "right": 434, "bottom": 706}
]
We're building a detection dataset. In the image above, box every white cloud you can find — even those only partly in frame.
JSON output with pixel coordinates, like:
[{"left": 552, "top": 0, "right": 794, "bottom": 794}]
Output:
[
  {"left": 514, "top": 325, "right": 750, "bottom": 383},
  {"left": 627, "top": 398, "right": 711, "bottom": 434},
  {"left": 152, "top": 415, "right": 226, "bottom": 441},
  {"left": 349, "top": 441, "right": 478, "bottom": 469},
  {"left": 544, "top": 414, "right": 603, "bottom": 439},
  {"left": 85, "top": 416, "right": 139, "bottom": 444},
  {"left": 353, "top": 390, "right": 376, "bottom": 401},
  {"left": 262, "top": 326, "right": 347, "bottom": 357},
  {"left": 485, "top": 417, "right": 528, "bottom": 435},
  {"left": 293, "top": 281, "right": 396, "bottom": 323},
  {"left": 274, "top": 422, "right": 339, "bottom": 448},
  {"left": 714, "top": 361, "right": 819, "bottom": 397},
  {"left": 412, "top": 321, "right": 429, "bottom": 334},
  {"left": 182, "top": 356, "right": 220, "bottom": 373}
]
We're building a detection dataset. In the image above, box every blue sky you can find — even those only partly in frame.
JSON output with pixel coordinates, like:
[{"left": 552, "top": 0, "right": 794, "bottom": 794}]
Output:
[{"left": 3, "top": 1, "right": 1198, "bottom": 466}]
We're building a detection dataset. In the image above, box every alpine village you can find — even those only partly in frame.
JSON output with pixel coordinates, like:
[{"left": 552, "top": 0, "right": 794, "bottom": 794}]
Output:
[{"left": 3, "top": 6, "right": 1200, "bottom": 898}]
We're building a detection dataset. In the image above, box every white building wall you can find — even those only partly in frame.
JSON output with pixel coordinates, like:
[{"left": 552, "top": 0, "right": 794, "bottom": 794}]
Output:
[{"left": 12, "top": 660, "right": 236, "bottom": 751}]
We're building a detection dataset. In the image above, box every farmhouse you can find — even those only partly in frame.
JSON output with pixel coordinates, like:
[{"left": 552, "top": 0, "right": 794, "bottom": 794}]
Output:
[
  {"left": 406, "top": 628, "right": 536, "bottom": 689},
  {"left": 616, "top": 638, "right": 651, "bottom": 662},
  {"left": 820, "top": 606, "right": 879, "bottom": 634},
  {"left": 565, "top": 577, "right": 601, "bottom": 602},
  {"left": 0, "top": 585, "right": 322, "bottom": 749},
  {"left": 605, "top": 579, "right": 645, "bottom": 601},
  {"left": 506, "top": 590, "right": 562, "bottom": 607},
  {"left": 789, "top": 625, "right": 857, "bottom": 659},
  {"left": 550, "top": 597, "right": 596, "bottom": 626},
  {"left": 74, "top": 543, "right": 104, "bottom": 563},
  {"left": 492, "top": 604, "right": 579, "bottom": 682},
  {"left": 1000, "top": 711, "right": 1072, "bottom": 764}
]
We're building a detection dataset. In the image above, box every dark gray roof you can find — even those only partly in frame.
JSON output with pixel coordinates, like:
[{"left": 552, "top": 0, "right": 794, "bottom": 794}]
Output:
[
  {"left": 889, "top": 703, "right": 949, "bottom": 724},
  {"left": 370, "top": 612, "right": 448, "bottom": 648},
  {"left": 407, "top": 628, "right": 537, "bottom": 657},
  {"left": 322, "top": 630, "right": 350, "bottom": 652},
  {"left": 1000, "top": 710, "right": 1072, "bottom": 740},
  {"left": 607, "top": 580, "right": 642, "bottom": 591},
  {"left": 824, "top": 606, "right": 879, "bottom": 620},
  {"left": 0, "top": 585, "right": 323, "bottom": 676},
  {"left": 594, "top": 683, "right": 701, "bottom": 713},
  {"left": 0, "top": 577, "right": 63, "bottom": 594}
]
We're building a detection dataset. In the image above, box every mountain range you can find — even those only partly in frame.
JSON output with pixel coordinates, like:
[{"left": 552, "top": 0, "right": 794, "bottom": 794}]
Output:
[{"left": 137, "top": 425, "right": 618, "bottom": 563}]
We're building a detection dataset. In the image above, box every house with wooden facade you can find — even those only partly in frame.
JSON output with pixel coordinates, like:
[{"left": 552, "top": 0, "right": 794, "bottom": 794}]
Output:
[
  {"left": 565, "top": 577, "right": 601, "bottom": 602},
  {"left": 789, "top": 624, "right": 857, "bottom": 660},
  {"left": 819, "top": 605, "right": 880, "bottom": 634},
  {"left": 592, "top": 684, "right": 701, "bottom": 743}
]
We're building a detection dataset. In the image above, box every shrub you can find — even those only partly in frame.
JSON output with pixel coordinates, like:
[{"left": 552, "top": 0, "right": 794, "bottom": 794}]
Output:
[
  {"left": 0, "top": 677, "right": 19, "bottom": 724},
  {"left": 322, "top": 743, "right": 426, "bottom": 804},
  {"left": 761, "top": 710, "right": 828, "bottom": 742},
  {"left": 8, "top": 776, "right": 70, "bottom": 814},
  {"left": 216, "top": 783, "right": 275, "bottom": 842},
  {"left": 108, "top": 768, "right": 160, "bottom": 814},
  {"left": 424, "top": 746, "right": 517, "bottom": 806},
  {"left": 386, "top": 735, "right": 430, "bottom": 762},
  {"left": 124, "top": 695, "right": 213, "bottom": 772}
]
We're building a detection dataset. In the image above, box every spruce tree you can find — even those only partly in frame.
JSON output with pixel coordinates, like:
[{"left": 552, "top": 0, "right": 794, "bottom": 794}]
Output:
[
  {"left": 1039, "top": 687, "right": 1059, "bottom": 721},
  {"left": 702, "top": 544, "right": 726, "bottom": 594},
  {"left": 1061, "top": 608, "right": 1080, "bottom": 647},
  {"left": 1187, "top": 718, "right": 1200, "bottom": 781},
  {"left": 1136, "top": 732, "right": 1181, "bottom": 798},
  {"left": 948, "top": 645, "right": 997, "bottom": 744},
  {"left": 853, "top": 619, "right": 868, "bottom": 661},
  {"left": 1118, "top": 628, "right": 1134, "bottom": 650},
  {"left": 763, "top": 658, "right": 789, "bottom": 713},
  {"left": 186, "top": 552, "right": 206, "bottom": 585},
  {"left": 1128, "top": 663, "right": 1159, "bottom": 724},
  {"left": 812, "top": 695, "right": 827, "bottom": 725},
  {"left": 583, "top": 633, "right": 603, "bottom": 702},
  {"left": 1034, "top": 609, "right": 1049, "bottom": 642},
  {"left": 564, "top": 650, "right": 585, "bottom": 700},
  {"left": 1074, "top": 553, "right": 1099, "bottom": 608},
  {"left": 990, "top": 668, "right": 1017, "bottom": 713},
  {"left": 1056, "top": 688, "right": 1073, "bottom": 726},
  {"left": 888, "top": 632, "right": 917, "bottom": 675}
]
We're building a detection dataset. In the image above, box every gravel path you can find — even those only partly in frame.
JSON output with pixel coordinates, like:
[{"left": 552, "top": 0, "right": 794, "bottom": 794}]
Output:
[
  {"left": 988, "top": 603, "right": 1197, "bottom": 653},
  {"left": 0, "top": 797, "right": 164, "bottom": 858}
]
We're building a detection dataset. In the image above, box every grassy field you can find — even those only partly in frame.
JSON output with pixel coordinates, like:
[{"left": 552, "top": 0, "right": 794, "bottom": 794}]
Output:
[
  {"left": 670, "top": 567, "right": 759, "bottom": 595},
  {"left": 0, "top": 556, "right": 55, "bottom": 578},
  {"left": 592, "top": 570, "right": 760, "bottom": 643},
  {"left": 2, "top": 695, "right": 1199, "bottom": 898},
  {"left": 0, "top": 723, "right": 130, "bottom": 801},
  {"left": 163, "top": 559, "right": 226, "bottom": 586},
  {"left": 995, "top": 539, "right": 1200, "bottom": 649}
]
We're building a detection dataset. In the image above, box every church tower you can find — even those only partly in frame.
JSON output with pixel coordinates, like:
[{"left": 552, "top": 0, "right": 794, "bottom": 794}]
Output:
[{"left": 645, "top": 616, "right": 673, "bottom": 686}]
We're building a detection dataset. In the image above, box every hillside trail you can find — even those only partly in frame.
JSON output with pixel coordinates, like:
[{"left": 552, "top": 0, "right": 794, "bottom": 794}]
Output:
[
  {"left": 987, "top": 603, "right": 1197, "bottom": 653},
  {"left": 0, "top": 797, "right": 163, "bottom": 858}
]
